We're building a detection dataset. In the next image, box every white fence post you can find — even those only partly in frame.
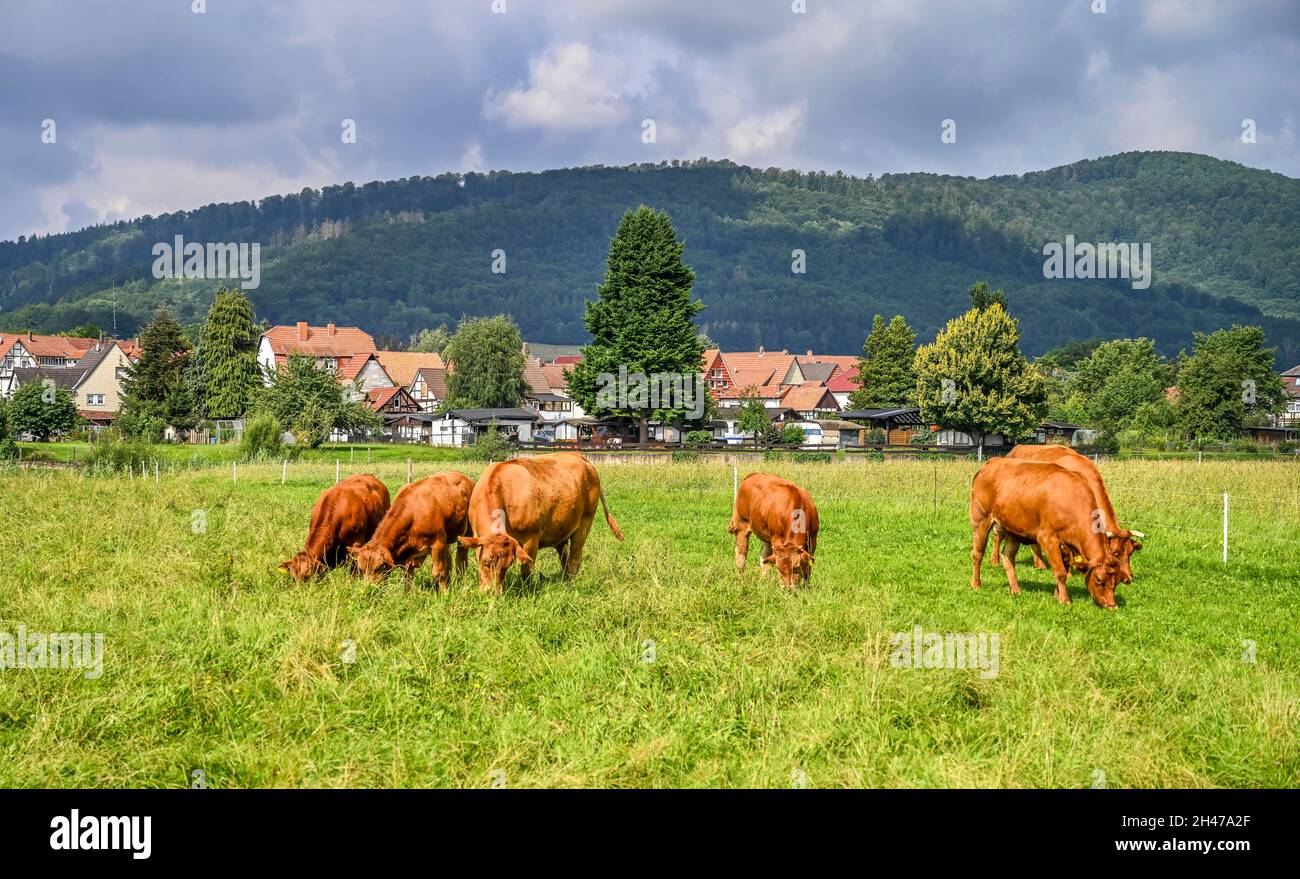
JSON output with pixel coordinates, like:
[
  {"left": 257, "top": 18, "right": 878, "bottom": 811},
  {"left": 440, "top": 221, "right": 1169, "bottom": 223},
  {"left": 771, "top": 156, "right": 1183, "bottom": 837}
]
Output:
[
  {"left": 154, "top": 461, "right": 159, "bottom": 482},
  {"left": 336, "top": 459, "right": 340, "bottom": 484},
  {"left": 282, "top": 459, "right": 287, "bottom": 485},
  {"left": 1222, "top": 492, "right": 1229, "bottom": 564}
]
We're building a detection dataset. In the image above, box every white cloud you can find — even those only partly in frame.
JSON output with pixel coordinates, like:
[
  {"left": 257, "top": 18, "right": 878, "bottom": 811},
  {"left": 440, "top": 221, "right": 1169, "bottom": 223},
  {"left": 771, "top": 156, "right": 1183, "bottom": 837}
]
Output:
[
  {"left": 725, "top": 103, "right": 806, "bottom": 162},
  {"left": 26, "top": 123, "right": 340, "bottom": 238},
  {"left": 484, "top": 42, "right": 664, "bottom": 131},
  {"left": 460, "top": 141, "right": 486, "bottom": 173}
]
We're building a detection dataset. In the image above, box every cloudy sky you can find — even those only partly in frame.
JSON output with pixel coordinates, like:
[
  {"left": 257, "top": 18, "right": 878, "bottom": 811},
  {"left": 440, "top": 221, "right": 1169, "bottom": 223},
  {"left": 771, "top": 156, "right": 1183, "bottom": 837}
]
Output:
[{"left": 2, "top": 0, "right": 1297, "bottom": 243}]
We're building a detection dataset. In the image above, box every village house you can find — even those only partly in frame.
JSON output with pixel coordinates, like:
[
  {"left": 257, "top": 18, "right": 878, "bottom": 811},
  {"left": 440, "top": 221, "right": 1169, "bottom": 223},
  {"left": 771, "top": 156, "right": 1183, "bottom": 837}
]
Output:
[
  {"left": 429, "top": 407, "right": 540, "bottom": 447},
  {"left": 409, "top": 366, "right": 450, "bottom": 412},
  {"left": 704, "top": 347, "right": 854, "bottom": 438},
  {"left": 365, "top": 385, "right": 431, "bottom": 443},
  {"left": 522, "top": 355, "right": 581, "bottom": 422},
  {"left": 1277, "top": 364, "right": 1300, "bottom": 427},
  {"left": 8, "top": 339, "right": 136, "bottom": 428},
  {"left": 1, "top": 332, "right": 105, "bottom": 396},
  {"left": 257, "top": 322, "right": 394, "bottom": 395}
]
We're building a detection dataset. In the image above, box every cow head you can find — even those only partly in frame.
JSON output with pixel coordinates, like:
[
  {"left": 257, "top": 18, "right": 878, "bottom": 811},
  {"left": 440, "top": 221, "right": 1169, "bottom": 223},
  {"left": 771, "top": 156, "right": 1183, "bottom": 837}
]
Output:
[
  {"left": 458, "top": 534, "right": 532, "bottom": 592},
  {"left": 763, "top": 540, "right": 814, "bottom": 588},
  {"left": 1104, "top": 529, "right": 1143, "bottom": 583},
  {"left": 348, "top": 542, "right": 396, "bottom": 582},
  {"left": 1084, "top": 556, "right": 1123, "bottom": 609},
  {"left": 279, "top": 552, "right": 326, "bottom": 583}
]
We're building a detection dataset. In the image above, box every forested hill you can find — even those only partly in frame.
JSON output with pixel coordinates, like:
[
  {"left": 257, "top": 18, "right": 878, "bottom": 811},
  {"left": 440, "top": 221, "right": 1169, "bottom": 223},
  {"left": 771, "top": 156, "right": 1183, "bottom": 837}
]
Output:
[{"left": 2, "top": 151, "right": 1298, "bottom": 364}]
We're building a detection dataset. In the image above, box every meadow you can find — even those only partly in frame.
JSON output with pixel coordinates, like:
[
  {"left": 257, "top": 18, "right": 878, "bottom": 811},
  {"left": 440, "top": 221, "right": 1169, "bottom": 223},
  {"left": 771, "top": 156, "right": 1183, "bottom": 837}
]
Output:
[{"left": 0, "top": 455, "right": 1296, "bottom": 788}]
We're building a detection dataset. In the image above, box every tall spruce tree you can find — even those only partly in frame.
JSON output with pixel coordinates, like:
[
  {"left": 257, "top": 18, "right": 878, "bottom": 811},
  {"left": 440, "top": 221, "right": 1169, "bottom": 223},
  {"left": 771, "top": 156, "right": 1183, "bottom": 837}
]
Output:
[
  {"left": 193, "top": 288, "right": 262, "bottom": 419},
  {"left": 120, "top": 304, "right": 193, "bottom": 436},
  {"left": 566, "top": 205, "right": 706, "bottom": 443},
  {"left": 849, "top": 314, "right": 917, "bottom": 409},
  {"left": 915, "top": 302, "right": 1046, "bottom": 454}
]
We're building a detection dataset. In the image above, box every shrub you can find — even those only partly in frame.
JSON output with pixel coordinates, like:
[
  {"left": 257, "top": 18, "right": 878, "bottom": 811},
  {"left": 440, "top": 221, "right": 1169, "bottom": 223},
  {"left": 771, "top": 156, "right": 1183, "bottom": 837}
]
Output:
[
  {"left": 865, "top": 428, "right": 887, "bottom": 445},
  {"left": 683, "top": 430, "right": 713, "bottom": 449},
  {"left": 779, "top": 425, "right": 807, "bottom": 445},
  {"left": 463, "top": 424, "right": 511, "bottom": 463},
  {"left": 866, "top": 450, "right": 885, "bottom": 463},
  {"left": 907, "top": 431, "right": 933, "bottom": 447},
  {"left": 671, "top": 450, "right": 701, "bottom": 463},
  {"left": 240, "top": 414, "right": 284, "bottom": 461},
  {"left": 84, "top": 432, "right": 152, "bottom": 474}
]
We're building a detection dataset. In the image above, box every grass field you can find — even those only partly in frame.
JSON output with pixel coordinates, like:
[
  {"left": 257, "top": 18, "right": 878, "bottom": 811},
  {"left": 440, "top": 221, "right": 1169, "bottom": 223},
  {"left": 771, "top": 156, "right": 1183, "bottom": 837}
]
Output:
[{"left": 1, "top": 456, "right": 1296, "bottom": 788}]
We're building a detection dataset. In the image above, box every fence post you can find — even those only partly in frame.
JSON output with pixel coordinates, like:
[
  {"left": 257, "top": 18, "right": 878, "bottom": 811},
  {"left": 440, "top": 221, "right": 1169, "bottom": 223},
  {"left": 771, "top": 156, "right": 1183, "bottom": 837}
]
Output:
[
  {"left": 1222, "top": 492, "right": 1228, "bottom": 564},
  {"left": 407, "top": 457, "right": 412, "bottom": 484},
  {"left": 232, "top": 461, "right": 237, "bottom": 484},
  {"left": 282, "top": 459, "right": 287, "bottom": 485},
  {"left": 336, "top": 459, "right": 340, "bottom": 484},
  {"left": 154, "top": 461, "right": 159, "bottom": 482},
  {"left": 733, "top": 465, "right": 738, "bottom": 503}
]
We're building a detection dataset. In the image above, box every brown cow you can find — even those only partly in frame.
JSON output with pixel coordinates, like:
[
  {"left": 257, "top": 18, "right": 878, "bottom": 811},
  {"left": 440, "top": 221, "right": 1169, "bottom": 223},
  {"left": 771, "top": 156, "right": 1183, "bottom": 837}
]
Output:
[
  {"left": 280, "top": 474, "right": 390, "bottom": 582},
  {"left": 347, "top": 471, "right": 475, "bottom": 591},
  {"left": 728, "top": 473, "right": 819, "bottom": 588},
  {"left": 457, "top": 452, "right": 623, "bottom": 593},
  {"left": 970, "top": 458, "right": 1122, "bottom": 608},
  {"left": 994, "top": 445, "right": 1143, "bottom": 581}
]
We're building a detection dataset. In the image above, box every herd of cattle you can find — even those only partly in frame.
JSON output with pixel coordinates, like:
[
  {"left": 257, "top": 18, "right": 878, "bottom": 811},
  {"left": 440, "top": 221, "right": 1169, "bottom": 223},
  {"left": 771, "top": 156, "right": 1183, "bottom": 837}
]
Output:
[{"left": 279, "top": 447, "right": 1141, "bottom": 609}]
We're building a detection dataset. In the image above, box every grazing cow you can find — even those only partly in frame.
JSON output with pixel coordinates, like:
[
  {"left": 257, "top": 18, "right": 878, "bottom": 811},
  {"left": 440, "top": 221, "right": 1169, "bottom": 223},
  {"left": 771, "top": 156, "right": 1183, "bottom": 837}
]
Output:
[
  {"left": 457, "top": 452, "right": 623, "bottom": 593},
  {"left": 994, "top": 445, "right": 1143, "bottom": 581},
  {"left": 280, "top": 475, "right": 390, "bottom": 582},
  {"left": 970, "top": 458, "right": 1122, "bottom": 608},
  {"left": 728, "top": 473, "right": 819, "bottom": 588},
  {"left": 347, "top": 471, "right": 475, "bottom": 591}
]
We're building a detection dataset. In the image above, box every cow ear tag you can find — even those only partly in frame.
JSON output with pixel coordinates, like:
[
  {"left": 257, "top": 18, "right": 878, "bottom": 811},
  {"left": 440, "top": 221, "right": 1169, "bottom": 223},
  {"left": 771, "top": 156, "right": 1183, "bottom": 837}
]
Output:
[{"left": 1073, "top": 555, "right": 1084, "bottom": 565}]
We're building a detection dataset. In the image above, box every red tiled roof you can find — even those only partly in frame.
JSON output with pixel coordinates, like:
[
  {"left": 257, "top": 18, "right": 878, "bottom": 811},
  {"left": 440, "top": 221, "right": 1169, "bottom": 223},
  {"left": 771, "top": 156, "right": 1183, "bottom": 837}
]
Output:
[
  {"left": 826, "top": 366, "right": 860, "bottom": 393},
  {"left": 1, "top": 334, "right": 98, "bottom": 359},
  {"left": 375, "top": 350, "right": 445, "bottom": 386},
  {"left": 523, "top": 357, "right": 551, "bottom": 396},
  {"left": 262, "top": 323, "right": 375, "bottom": 358},
  {"left": 541, "top": 363, "right": 570, "bottom": 392},
  {"left": 782, "top": 384, "right": 838, "bottom": 412},
  {"left": 337, "top": 353, "right": 386, "bottom": 383},
  {"left": 366, "top": 386, "right": 401, "bottom": 410},
  {"left": 553, "top": 355, "right": 583, "bottom": 365}
]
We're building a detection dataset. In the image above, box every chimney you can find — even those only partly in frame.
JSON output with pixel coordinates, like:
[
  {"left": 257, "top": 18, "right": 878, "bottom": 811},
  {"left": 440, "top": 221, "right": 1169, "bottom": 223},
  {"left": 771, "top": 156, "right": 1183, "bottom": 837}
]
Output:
[
  {"left": 296, "top": 321, "right": 309, "bottom": 341},
  {"left": 327, "top": 322, "right": 336, "bottom": 337},
  {"left": 28, "top": 331, "right": 33, "bottom": 341},
  {"left": 758, "top": 346, "right": 765, "bottom": 357},
  {"left": 806, "top": 350, "right": 813, "bottom": 358}
]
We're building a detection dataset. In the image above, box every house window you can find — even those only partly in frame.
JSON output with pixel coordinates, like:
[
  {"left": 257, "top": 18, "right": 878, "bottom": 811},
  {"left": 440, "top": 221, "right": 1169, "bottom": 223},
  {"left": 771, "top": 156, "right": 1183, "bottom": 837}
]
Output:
[{"left": 88, "top": 394, "right": 106, "bottom": 406}]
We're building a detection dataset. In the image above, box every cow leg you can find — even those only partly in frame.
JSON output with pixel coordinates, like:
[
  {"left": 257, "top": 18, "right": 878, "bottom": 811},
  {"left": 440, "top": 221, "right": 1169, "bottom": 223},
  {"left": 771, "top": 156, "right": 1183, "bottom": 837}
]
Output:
[
  {"left": 429, "top": 542, "right": 451, "bottom": 594},
  {"left": 998, "top": 535, "right": 1023, "bottom": 596},
  {"left": 454, "top": 542, "right": 469, "bottom": 578},
  {"left": 1038, "top": 538, "right": 1071, "bottom": 604},
  {"left": 760, "top": 542, "right": 773, "bottom": 578},
  {"left": 732, "top": 524, "right": 751, "bottom": 573},
  {"left": 989, "top": 528, "right": 1002, "bottom": 567},
  {"left": 1030, "top": 543, "right": 1047, "bottom": 569},
  {"left": 970, "top": 515, "right": 994, "bottom": 591},
  {"left": 519, "top": 539, "right": 539, "bottom": 583},
  {"left": 564, "top": 520, "right": 594, "bottom": 578}
]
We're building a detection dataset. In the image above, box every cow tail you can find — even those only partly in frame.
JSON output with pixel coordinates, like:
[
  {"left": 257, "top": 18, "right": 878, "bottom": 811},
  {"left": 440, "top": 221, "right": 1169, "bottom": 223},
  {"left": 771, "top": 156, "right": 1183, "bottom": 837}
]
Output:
[{"left": 599, "top": 485, "right": 625, "bottom": 541}]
